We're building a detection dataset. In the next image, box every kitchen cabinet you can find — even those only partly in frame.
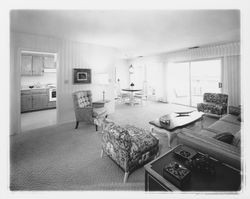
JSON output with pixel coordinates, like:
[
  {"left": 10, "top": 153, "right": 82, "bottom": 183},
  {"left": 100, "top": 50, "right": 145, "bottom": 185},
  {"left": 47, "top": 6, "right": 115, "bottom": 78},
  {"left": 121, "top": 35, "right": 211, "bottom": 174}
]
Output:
[
  {"left": 32, "top": 56, "right": 44, "bottom": 75},
  {"left": 21, "top": 55, "right": 32, "bottom": 76},
  {"left": 21, "top": 89, "right": 56, "bottom": 113},
  {"left": 21, "top": 91, "right": 32, "bottom": 112},
  {"left": 44, "top": 55, "right": 56, "bottom": 69},
  {"left": 21, "top": 54, "right": 44, "bottom": 76},
  {"left": 32, "top": 89, "right": 48, "bottom": 110},
  {"left": 21, "top": 53, "right": 55, "bottom": 76}
]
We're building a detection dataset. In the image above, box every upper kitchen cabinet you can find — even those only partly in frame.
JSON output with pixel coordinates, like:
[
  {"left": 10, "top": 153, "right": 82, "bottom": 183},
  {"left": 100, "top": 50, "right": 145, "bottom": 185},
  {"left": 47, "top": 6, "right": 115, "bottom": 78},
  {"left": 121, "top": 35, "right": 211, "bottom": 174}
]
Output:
[
  {"left": 32, "top": 55, "right": 44, "bottom": 75},
  {"left": 21, "top": 53, "right": 56, "bottom": 76},
  {"left": 44, "top": 55, "right": 56, "bottom": 72},
  {"left": 44, "top": 55, "right": 56, "bottom": 69},
  {"left": 21, "top": 54, "right": 43, "bottom": 76},
  {"left": 21, "top": 55, "right": 33, "bottom": 75}
]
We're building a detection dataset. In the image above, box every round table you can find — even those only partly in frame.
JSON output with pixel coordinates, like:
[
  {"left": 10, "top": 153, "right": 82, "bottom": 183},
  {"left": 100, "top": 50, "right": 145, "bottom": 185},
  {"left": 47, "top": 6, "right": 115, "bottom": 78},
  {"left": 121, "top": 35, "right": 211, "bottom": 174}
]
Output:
[{"left": 122, "top": 88, "right": 142, "bottom": 105}]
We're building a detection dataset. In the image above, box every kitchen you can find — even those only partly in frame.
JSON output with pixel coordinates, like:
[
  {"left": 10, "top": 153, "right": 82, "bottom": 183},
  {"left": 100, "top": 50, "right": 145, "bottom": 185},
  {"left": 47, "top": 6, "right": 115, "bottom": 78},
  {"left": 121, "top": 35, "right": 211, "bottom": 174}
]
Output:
[{"left": 20, "top": 51, "right": 57, "bottom": 132}]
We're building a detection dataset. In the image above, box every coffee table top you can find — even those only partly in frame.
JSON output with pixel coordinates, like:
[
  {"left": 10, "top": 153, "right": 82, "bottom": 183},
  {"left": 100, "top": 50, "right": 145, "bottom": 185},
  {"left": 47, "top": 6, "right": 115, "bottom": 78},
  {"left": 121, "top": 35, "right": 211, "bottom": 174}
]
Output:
[
  {"left": 150, "top": 111, "right": 204, "bottom": 131},
  {"left": 122, "top": 88, "right": 142, "bottom": 92},
  {"left": 144, "top": 144, "right": 241, "bottom": 191}
]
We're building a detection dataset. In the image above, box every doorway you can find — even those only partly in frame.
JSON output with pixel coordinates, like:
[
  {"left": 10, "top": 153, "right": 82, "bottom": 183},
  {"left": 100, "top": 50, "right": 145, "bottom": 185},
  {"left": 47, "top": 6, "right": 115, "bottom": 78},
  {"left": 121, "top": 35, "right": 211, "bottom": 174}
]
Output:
[{"left": 20, "top": 50, "right": 57, "bottom": 132}]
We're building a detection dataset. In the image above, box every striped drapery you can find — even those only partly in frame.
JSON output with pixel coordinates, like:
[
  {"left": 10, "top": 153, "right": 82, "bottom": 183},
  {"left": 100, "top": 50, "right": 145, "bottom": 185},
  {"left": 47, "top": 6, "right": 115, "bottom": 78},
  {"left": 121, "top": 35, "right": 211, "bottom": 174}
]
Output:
[{"left": 222, "top": 55, "right": 241, "bottom": 106}]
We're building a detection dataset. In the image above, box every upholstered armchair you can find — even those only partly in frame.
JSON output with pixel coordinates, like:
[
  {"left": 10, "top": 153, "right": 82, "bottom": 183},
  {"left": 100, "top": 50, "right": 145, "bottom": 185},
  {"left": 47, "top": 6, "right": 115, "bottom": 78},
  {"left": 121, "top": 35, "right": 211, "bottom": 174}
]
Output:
[
  {"left": 197, "top": 93, "right": 228, "bottom": 117},
  {"left": 72, "top": 90, "right": 107, "bottom": 131},
  {"left": 101, "top": 119, "right": 159, "bottom": 183}
]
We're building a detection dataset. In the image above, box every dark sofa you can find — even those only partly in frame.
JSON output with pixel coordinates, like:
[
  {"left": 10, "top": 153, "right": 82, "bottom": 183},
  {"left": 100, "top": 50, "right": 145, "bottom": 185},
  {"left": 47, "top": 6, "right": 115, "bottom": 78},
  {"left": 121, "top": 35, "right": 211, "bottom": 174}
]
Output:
[{"left": 177, "top": 106, "right": 241, "bottom": 170}]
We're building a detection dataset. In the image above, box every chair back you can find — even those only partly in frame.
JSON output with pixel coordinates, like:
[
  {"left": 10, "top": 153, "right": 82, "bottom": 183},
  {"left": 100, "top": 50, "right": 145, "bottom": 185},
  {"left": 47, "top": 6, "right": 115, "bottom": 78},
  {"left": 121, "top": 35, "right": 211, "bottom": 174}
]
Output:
[
  {"left": 203, "top": 93, "right": 228, "bottom": 106},
  {"left": 73, "top": 90, "right": 92, "bottom": 109}
]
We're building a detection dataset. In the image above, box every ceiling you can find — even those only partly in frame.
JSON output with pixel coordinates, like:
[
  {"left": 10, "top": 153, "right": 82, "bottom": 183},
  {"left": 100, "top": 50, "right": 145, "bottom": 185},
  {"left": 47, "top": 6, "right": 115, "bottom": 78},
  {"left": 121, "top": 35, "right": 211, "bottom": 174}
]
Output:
[{"left": 11, "top": 10, "right": 240, "bottom": 58}]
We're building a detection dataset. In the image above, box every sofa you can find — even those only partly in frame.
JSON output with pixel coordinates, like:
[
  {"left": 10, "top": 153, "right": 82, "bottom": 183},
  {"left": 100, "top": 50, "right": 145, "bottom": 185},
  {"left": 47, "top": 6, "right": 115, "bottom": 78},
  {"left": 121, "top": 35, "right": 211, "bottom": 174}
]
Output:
[
  {"left": 101, "top": 119, "right": 159, "bottom": 183},
  {"left": 177, "top": 106, "right": 241, "bottom": 170},
  {"left": 197, "top": 93, "right": 228, "bottom": 117}
]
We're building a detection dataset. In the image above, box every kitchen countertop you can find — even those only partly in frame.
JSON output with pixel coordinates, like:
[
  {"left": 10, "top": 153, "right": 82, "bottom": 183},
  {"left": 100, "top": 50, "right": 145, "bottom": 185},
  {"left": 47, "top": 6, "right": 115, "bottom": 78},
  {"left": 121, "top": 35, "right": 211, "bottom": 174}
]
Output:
[{"left": 21, "top": 85, "right": 56, "bottom": 91}]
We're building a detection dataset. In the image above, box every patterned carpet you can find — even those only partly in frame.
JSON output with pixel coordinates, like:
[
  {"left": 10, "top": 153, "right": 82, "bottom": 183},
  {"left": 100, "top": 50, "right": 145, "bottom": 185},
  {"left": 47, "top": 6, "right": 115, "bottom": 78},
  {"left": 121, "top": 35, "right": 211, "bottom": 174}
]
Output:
[{"left": 10, "top": 101, "right": 217, "bottom": 190}]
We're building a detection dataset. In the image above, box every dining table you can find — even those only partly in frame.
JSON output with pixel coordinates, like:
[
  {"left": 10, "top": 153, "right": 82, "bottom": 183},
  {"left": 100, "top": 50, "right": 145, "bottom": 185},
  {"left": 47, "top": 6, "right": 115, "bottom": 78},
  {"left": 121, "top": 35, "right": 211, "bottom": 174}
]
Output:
[{"left": 122, "top": 88, "right": 142, "bottom": 105}]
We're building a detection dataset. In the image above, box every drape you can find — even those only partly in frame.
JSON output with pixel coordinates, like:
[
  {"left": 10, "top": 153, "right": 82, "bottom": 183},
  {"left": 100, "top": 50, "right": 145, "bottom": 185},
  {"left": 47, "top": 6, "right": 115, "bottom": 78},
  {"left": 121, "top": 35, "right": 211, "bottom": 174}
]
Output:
[{"left": 222, "top": 55, "right": 241, "bottom": 106}]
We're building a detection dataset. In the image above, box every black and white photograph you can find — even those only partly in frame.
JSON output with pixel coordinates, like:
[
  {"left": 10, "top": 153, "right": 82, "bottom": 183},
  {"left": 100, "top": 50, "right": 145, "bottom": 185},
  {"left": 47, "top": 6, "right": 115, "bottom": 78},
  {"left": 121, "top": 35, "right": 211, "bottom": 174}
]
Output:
[{"left": 2, "top": 0, "right": 250, "bottom": 199}]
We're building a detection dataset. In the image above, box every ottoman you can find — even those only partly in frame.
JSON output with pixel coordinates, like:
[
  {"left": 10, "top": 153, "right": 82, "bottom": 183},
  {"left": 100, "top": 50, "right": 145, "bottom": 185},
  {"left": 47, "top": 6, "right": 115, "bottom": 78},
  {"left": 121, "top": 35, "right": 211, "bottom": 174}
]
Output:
[{"left": 101, "top": 119, "right": 159, "bottom": 183}]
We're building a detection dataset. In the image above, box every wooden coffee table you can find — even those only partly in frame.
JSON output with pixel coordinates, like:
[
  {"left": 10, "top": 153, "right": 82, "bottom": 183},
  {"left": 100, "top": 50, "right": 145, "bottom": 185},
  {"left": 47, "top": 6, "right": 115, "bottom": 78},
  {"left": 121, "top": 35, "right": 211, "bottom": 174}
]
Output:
[
  {"left": 149, "top": 111, "right": 204, "bottom": 148},
  {"left": 144, "top": 144, "right": 241, "bottom": 191}
]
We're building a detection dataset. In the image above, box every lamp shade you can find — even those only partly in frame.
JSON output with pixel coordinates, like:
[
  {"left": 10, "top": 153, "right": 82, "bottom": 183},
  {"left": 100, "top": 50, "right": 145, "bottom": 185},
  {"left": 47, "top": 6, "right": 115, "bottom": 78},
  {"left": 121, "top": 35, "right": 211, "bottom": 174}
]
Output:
[
  {"left": 129, "top": 65, "right": 134, "bottom": 74},
  {"left": 93, "top": 73, "right": 109, "bottom": 85}
]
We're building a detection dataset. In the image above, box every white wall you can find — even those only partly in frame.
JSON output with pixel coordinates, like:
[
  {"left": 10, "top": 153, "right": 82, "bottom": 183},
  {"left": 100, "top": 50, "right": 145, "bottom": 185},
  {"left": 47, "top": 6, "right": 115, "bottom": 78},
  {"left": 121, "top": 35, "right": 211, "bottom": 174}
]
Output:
[
  {"left": 127, "top": 58, "right": 166, "bottom": 100},
  {"left": 21, "top": 72, "right": 56, "bottom": 87},
  {"left": 10, "top": 32, "right": 121, "bottom": 135},
  {"left": 115, "top": 59, "right": 129, "bottom": 89}
]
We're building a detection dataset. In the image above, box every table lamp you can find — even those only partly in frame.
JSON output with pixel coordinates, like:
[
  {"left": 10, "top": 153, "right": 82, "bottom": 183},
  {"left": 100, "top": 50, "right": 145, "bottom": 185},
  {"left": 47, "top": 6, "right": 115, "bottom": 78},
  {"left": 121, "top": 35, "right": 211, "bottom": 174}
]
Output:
[{"left": 94, "top": 73, "right": 109, "bottom": 101}]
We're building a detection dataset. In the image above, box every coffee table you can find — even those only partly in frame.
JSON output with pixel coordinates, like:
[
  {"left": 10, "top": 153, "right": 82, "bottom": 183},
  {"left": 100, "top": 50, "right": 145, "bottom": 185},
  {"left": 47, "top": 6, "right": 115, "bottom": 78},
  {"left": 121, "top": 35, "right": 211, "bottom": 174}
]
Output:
[
  {"left": 144, "top": 144, "right": 241, "bottom": 191},
  {"left": 149, "top": 111, "right": 204, "bottom": 148}
]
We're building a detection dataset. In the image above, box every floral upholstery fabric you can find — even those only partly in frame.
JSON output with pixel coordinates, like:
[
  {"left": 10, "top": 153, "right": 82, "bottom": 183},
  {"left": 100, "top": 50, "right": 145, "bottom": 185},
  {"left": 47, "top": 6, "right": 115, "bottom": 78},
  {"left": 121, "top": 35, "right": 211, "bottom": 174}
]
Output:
[
  {"left": 102, "top": 120, "right": 159, "bottom": 172},
  {"left": 229, "top": 106, "right": 241, "bottom": 116},
  {"left": 197, "top": 93, "right": 228, "bottom": 116}
]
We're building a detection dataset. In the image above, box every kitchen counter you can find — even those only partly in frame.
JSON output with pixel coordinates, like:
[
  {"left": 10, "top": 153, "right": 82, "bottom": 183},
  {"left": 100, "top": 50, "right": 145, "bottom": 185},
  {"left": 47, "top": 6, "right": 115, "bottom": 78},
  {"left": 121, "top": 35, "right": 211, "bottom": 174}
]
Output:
[
  {"left": 21, "top": 84, "right": 56, "bottom": 90},
  {"left": 21, "top": 86, "right": 56, "bottom": 113}
]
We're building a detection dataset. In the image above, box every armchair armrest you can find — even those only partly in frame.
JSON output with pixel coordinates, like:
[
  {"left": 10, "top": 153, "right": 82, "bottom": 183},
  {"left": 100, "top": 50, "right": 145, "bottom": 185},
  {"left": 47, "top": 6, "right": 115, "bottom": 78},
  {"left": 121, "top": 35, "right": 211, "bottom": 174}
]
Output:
[
  {"left": 229, "top": 106, "right": 241, "bottom": 116},
  {"left": 93, "top": 102, "right": 105, "bottom": 108}
]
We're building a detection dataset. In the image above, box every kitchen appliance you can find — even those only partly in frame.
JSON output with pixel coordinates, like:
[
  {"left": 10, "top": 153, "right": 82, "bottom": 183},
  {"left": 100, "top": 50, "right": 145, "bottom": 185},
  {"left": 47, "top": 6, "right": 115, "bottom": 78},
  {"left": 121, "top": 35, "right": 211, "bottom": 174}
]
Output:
[{"left": 49, "top": 88, "right": 56, "bottom": 102}]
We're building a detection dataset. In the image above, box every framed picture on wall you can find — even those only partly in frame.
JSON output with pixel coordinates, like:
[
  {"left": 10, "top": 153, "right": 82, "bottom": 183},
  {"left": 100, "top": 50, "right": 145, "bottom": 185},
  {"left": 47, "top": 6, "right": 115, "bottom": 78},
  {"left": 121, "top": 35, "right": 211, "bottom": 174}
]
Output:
[{"left": 73, "top": 68, "right": 91, "bottom": 84}]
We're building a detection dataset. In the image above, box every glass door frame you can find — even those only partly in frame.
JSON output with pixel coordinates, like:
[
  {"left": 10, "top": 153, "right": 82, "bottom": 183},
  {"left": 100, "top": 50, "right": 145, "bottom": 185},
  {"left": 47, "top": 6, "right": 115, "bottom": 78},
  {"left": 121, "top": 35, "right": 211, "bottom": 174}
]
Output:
[{"left": 169, "top": 57, "right": 222, "bottom": 107}]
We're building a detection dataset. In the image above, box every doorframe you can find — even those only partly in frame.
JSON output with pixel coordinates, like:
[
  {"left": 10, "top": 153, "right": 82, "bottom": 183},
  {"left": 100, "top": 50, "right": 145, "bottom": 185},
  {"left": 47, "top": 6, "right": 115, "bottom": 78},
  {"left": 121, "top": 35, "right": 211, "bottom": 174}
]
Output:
[{"left": 18, "top": 48, "right": 59, "bottom": 133}]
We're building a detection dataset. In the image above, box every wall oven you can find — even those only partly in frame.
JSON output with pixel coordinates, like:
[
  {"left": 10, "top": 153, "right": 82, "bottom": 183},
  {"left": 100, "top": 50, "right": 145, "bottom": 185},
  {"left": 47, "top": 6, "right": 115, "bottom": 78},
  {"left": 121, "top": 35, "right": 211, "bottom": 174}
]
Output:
[{"left": 49, "top": 88, "right": 56, "bottom": 102}]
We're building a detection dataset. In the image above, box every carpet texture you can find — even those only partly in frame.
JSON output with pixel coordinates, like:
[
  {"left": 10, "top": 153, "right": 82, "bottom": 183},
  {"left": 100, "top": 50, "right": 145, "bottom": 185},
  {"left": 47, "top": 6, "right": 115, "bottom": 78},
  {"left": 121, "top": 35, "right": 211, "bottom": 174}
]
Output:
[{"left": 10, "top": 101, "right": 217, "bottom": 190}]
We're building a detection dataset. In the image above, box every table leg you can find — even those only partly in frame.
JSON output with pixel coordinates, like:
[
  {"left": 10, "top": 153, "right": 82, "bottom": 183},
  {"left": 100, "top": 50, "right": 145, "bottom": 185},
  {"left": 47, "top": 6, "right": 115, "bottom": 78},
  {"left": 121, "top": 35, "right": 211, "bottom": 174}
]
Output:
[{"left": 150, "top": 126, "right": 172, "bottom": 148}]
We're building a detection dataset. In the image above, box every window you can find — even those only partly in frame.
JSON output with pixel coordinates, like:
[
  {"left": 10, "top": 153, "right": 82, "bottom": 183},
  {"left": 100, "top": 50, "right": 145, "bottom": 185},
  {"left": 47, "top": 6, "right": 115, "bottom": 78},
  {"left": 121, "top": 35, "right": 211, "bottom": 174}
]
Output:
[{"left": 167, "top": 59, "right": 222, "bottom": 107}]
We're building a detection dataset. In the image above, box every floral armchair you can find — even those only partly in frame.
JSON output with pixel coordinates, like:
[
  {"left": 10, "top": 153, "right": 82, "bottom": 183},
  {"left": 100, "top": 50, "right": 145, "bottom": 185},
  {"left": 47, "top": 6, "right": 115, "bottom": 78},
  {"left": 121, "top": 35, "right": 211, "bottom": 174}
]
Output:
[
  {"left": 72, "top": 90, "right": 107, "bottom": 131},
  {"left": 197, "top": 93, "right": 228, "bottom": 117},
  {"left": 101, "top": 119, "right": 159, "bottom": 183}
]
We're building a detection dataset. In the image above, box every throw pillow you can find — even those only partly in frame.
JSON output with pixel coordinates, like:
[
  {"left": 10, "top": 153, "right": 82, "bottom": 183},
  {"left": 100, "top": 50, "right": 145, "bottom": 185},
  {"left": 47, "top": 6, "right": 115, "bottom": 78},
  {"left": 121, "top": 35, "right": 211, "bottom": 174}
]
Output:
[
  {"left": 237, "top": 115, "right": 241, "bottom": 122},
  {"left": 232, "top": 130, "right": 241, "bottom": 147},
  {"left": 213, "top": 132, "right": 234, "bottom": 144}
]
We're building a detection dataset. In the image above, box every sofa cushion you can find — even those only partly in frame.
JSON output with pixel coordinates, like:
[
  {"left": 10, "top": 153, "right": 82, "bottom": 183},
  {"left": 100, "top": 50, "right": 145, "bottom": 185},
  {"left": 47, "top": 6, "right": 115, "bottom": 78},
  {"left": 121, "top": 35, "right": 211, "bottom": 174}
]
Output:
[
  {"left": 213, "top": 132, "right": 234, "bottom": 144},
  {"left": 125, "top": 125, "right": 159, "bottom": 159},
  {"left": 207, "top": 120, "right": 240, "bottom": 135},
  {"left": 197, "top": 129, "right": 218, "bottom": 137},
  {"left": 232, "top": 130, "right": 241, "bottom": 148},
  {"left": 177, "top": 130, "right": 241, "bottom": 170},
  {"left": 220, "top": 114, "right": 241, "bottom": 126}
]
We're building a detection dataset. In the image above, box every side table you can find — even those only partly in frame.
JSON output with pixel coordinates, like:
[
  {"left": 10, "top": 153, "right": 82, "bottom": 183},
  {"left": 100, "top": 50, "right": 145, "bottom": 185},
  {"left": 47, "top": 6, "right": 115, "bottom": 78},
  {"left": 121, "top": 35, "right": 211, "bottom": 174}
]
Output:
[{"left": 144, "top": 144, "right": 241, "bottom": 191}]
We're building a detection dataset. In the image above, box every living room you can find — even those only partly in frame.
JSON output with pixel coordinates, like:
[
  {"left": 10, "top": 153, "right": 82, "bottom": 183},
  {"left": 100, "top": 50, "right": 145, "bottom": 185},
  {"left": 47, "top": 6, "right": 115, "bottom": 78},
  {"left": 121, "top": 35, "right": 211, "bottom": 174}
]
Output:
[{"left": 7, "top": 7, "right": 247, "bottom": 196}]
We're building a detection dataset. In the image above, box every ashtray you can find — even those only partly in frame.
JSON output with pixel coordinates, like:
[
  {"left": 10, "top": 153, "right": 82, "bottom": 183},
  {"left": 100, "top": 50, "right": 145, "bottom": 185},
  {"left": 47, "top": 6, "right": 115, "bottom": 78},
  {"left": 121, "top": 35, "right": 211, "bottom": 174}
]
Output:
[
  {"left": 174, "top": 145, "right": 197, "bottom": 160},
  {"left": 163, "top": 162, "right": 191, "bottom": 188}
]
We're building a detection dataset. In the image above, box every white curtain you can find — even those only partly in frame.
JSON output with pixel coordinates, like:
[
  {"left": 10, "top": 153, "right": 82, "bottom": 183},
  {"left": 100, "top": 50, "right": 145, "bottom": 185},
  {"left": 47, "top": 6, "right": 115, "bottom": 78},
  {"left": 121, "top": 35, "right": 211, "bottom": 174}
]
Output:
[{"left": 222, "top": 55, "right": 241, "bottom": 106}]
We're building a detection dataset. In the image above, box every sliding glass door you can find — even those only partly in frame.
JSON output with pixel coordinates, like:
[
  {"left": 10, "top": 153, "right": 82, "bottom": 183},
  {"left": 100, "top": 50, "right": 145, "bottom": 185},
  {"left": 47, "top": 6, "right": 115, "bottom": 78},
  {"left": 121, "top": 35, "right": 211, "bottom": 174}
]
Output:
[
  {"left": 168, "top": 62, "right": 190, "bottom": 105},
  {"left": 168, "top": 59, "right": 222, "bottom": 107},
  {"left": 190, "top": 59, "right": 222, "bottom": 106}
]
